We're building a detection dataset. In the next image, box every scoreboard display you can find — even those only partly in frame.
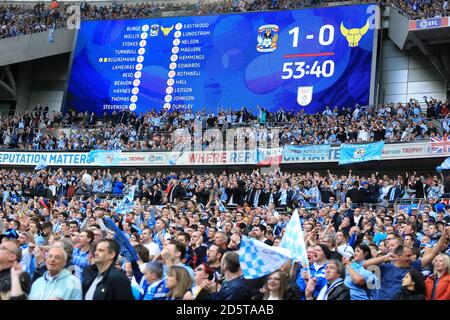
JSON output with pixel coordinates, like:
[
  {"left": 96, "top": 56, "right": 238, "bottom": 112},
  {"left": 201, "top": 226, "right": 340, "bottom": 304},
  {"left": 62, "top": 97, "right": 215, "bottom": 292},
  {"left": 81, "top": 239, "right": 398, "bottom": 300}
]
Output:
[{"left": 65, "top": 4, "right": 377, "bottom": 114}]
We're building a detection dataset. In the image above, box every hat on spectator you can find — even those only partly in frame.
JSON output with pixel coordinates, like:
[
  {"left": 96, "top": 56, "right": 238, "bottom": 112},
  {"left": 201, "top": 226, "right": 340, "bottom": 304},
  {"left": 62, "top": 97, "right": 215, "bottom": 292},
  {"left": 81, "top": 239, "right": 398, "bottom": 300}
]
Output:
[{"left": 435, "top": 203, "right": 446, "bottom": 213}]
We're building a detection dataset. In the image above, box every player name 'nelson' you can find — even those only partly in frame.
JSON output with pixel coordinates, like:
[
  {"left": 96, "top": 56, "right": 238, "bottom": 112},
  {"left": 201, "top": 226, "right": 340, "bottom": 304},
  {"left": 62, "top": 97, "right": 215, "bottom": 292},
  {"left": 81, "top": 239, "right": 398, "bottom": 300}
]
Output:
[{"left": 181, "top": 31, "right": 210, "bottom": 37}]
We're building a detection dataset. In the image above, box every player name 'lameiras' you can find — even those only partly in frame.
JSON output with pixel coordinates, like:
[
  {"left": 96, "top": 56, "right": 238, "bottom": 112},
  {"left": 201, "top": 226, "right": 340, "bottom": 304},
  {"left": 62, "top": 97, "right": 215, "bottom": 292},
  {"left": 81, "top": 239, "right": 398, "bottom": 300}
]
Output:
[
  {"left": 112, "top": 65, "right": 135, "bottom": 70},
  {"left": 181, "top": 31, "right": 211, "bottom": 37}
]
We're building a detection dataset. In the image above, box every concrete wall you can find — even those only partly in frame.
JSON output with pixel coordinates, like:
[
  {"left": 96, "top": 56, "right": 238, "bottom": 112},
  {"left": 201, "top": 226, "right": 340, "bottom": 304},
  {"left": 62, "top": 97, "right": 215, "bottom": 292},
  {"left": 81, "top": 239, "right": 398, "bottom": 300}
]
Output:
[
  {"left": 0, "top": 29, "right": 74, "bottom": 67},
  {"left": 15, "top": 53, "right": 70, "bottom": 114},
  {"left": 378, "top": 38, "right": 447, "bottom": 104}
]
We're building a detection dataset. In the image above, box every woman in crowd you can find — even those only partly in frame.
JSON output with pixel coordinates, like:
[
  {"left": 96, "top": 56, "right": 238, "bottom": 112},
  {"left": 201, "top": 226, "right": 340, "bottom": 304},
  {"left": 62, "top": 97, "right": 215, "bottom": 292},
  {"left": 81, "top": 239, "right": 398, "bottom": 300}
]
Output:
[
  {"left": 394, "top": 269, "right": 426, "bottom": 300},
  {"left": 192, "top": 263, "right": 215, "bottom": 300},
  {"left": 256, "top": 270, "right": 300, "bottom": 300},
  {"left": 425, "top": 253, "right": 450, "bottom": 300},
  {"left": 166, "top": 266, "right": 192, "bottom": 300},
  {"left": 343, "top": 244, "right": 375, "bottom": 300}
]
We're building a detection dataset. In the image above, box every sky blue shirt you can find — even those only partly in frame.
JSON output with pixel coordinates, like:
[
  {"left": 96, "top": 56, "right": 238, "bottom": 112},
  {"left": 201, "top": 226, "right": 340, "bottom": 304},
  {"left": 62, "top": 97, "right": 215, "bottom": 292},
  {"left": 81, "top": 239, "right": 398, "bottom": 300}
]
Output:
[
  {"left": 378, "top": 259, "right": 422, "bottom": 300},
  {"left": 344, "top": 260, "right": 377, "bottom": 300}
]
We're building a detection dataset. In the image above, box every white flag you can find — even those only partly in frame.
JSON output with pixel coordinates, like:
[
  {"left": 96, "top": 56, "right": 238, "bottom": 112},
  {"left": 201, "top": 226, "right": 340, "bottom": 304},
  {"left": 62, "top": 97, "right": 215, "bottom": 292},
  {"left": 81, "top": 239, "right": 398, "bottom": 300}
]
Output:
[
  {"left": 239, "top": 236, "right": 292, "bottom": 279},
  {"left": 280, "top": 209, "right": 309, "bottom": 266}
]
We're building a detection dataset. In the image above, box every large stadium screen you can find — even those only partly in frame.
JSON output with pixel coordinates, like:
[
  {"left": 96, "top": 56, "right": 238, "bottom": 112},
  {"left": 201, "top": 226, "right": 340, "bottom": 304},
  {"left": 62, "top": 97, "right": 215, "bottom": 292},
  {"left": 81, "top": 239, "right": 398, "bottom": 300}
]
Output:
[{"left": 65, "top": 4, "right": 377, "bottom": 115}]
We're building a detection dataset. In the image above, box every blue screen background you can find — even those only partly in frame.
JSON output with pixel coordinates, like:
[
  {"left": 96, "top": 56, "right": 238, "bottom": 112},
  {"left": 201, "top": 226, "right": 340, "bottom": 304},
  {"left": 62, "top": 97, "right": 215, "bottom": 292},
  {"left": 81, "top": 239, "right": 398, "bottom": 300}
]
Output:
[{"left": 65, "top": 4, "right": 375, "bottom": 114}]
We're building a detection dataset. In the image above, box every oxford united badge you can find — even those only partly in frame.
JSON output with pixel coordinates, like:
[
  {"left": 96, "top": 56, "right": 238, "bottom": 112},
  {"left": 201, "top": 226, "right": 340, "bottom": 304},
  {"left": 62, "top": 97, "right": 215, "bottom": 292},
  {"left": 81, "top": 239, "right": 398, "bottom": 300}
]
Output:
[{"left": 256, "top": 25, "right": 279, "bottom": 53}]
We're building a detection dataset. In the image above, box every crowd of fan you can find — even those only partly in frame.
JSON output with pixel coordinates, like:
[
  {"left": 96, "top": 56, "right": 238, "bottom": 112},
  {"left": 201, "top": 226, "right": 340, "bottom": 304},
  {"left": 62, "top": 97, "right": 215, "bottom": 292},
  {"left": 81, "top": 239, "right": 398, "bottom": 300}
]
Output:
[
  {"left": 0, "top": 97, "right": 448, "bottom": 151},
  {"left": 389, "top": 0, "right": 449, "bottom": 19},
  {"left": 0, "top": 166, "right": 449, "bottom": 300},
  {"left": 1, "top": 0, "right": 449, "bottom": 39}
]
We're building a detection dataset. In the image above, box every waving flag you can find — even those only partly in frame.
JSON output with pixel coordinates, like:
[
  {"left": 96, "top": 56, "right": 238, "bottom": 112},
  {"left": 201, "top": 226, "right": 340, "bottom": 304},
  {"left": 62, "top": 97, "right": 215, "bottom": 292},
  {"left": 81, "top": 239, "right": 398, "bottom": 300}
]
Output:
[
  {"left": 280, "top": 209, "right": 309, "bottom": 266},
  {"left": 104, "top": 217, "right": 139, "bottom": 263},
  {"left": 87, "top": 150, "right": 122, "bottom": 166},
  {"left": 256, "top": 147, "right": 283, "bottom": 166},
  {"left": 217, "top": 199, "right": 227, "bottom": 213},
  {"left": 437, "top": 157, "right": 450, "bottom": 172},
  {"left": 239, "top": 236, "right": 292, "bottom": 279},
  {"left": 115, "top": 186, "right": 136, "bottom": 215},
  {"left": 431, "top": 136, "right": 450, "bottom": 154},
  {"left": 147, "top": 207, "right": 156, "bottom": 229},
  {"left": 34, "top": 158, "right": 48, "bottom": 171},
  {"left": 339, "top": 141, "right": 384, "bottom": 165}
]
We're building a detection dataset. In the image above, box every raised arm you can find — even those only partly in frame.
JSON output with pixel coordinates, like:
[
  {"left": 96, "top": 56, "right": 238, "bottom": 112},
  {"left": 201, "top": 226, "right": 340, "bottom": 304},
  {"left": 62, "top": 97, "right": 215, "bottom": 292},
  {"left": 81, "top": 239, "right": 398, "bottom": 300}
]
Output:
[{"left": 420, "top": 226, "right": 450, "bottom": 267}]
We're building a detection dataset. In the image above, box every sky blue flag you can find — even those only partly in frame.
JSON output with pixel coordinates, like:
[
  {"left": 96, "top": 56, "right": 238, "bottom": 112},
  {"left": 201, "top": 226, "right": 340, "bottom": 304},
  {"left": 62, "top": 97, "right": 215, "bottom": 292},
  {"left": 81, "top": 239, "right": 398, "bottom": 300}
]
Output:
[
  {"left": 115, "top": 186, "right": 136, "bottom": 215},
  {"left": 339, "top": 141, "right": 384, "bottom": 165},
  {"left": 34, "top": 158, "right": 48, "bottom": 171},
  {"left": 87, "top": 150, "right": 122, "bottom": 166},
  {"left": 103, "top": 217, "right": 139, "bottom": 263},
  {"left": 279, "top": 209, "right": 309, "bottom": 266},
  {"left": 436, "top": 157, "right": 450, "bottom": 172},
  {"left": 147, "top": 207, "right": 156, "bottom": 229},
  {"left": 218, "top": 199, "right": 227, "bottom": 213},
  {"left": 48, "top": 25, "right": 55, "bottom": 43},
  {"left": 239, "top": 236, "right": 292, "bottom": 279}
]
